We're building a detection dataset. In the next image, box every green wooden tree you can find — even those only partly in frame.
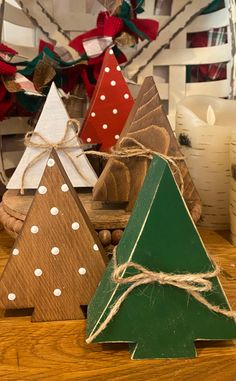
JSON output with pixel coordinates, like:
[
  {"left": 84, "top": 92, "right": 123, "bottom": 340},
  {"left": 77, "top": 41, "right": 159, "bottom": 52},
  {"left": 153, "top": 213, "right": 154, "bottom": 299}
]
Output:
[{"left": 86, "top": 155, "right": 236, "bottom": 359}]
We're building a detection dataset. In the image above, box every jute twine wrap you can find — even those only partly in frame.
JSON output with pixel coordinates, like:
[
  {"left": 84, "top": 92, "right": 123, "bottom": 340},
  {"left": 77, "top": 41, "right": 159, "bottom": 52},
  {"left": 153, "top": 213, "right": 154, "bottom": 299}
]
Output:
[
  {"left": 80, "top": 136, "right": 185, "bottom": 194},
  {"left": 86, "top": 249, "right": 236, "bottom": 344},
  {"left": 20, "top": 119, "right": 84, "bottom": 194}
]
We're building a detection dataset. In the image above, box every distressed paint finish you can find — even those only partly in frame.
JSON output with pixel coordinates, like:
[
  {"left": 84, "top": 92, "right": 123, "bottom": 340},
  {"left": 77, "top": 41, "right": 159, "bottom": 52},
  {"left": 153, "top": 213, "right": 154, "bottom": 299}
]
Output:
[
  {"left": 80, "top": 49, "right": 134, "bottom": 151},
  {"left": 87, "top": 155, "right": 236, "bottom": 359},
  {"left": 7, "top": 83, "right": 98, "bottom": 190}
]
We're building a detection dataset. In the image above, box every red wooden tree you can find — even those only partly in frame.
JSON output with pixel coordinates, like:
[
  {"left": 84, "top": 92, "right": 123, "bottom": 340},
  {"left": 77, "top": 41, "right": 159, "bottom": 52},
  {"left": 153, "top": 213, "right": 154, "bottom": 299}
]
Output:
[{"left": 79, "top": 48, "right": 134, "bottom": 151}]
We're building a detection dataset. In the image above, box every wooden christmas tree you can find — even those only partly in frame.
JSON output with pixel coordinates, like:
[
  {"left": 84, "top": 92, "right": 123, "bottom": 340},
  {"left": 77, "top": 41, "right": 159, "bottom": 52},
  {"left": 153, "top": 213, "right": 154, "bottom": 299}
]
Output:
[
  {"left": 0, "top": 149, "right": 107, "bottom": 322},
  {"left": 7, "top": 82, "right": 98, "bottom": 190},
  {"left": 87, "top": 155, "right": 236, "bottom": 359},
  {"left": 93, "top": 76, "right": 201, "bottom": 221},
  {"left": 79, "top": 48, "right": 134, "bottom": 151}
]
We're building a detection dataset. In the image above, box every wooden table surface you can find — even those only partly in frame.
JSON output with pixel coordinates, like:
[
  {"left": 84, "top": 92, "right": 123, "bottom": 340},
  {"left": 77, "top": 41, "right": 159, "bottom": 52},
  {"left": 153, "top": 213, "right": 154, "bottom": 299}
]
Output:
[{"left": 0, "top": 229, "right": 235, "bottom": 381}]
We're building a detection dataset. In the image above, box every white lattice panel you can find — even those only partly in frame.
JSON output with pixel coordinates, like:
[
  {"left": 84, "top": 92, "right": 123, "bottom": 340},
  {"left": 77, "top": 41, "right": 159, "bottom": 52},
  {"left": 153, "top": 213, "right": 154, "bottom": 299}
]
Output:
[{"left": 125, "top": 0, "right": 235, "bottom": 127}]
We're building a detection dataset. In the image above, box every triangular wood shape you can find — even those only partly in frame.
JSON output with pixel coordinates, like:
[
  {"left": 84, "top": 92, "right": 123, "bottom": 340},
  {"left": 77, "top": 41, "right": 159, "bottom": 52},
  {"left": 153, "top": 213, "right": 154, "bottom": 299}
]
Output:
[
  {"left": 87, "top": 155, "right": 236, "bottom": 359},
  {"left": 7, "top": 82, "right": 98, "bottom": 190},
  {"left": 79, "top": 48, "right": 134, "bottom": 151},
  {"left": 93, "top": 76, "right": 201, "bottom": 221},
  {"left": 0, "top": 149, "right": 107, "bottom": 322}
]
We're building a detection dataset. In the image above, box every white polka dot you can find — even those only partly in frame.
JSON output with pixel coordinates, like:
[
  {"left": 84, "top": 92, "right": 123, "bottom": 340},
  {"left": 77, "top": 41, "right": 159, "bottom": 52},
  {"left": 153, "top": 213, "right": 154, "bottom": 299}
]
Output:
[
  {"left": 78, "top": 267, "right": 87, "bottom": 275},
  {"left": 34, "top": 268, "right": 43, "bottom": 277},
  {"left": 72, "top": 222, "right": 80, "bottom": 230},
  {"left": 100, "top": 95, "right": 106, "bottom": 101},
  {"left": 8, "top": 293, "right": 16, "bottom": 301},
  {"left": 50, "top": 207, "right": 59, "bottom": 216},
  {"left": 110, "top": 80, "right": 116, "bottom": 86},
  {"left": 109, "top": 49, "right": 114, "bottom": 55},
  {"left": 87, "top": 138, "right": 91, "bottom": 143},
  {"left": 115, "top": 135, "right": 120, "bottom": 140},
  {"left": 61, "top": 184, "right": 69, "bottom": 192},
  {"left": 102, "top": 124, "right": 108, "bottom": 129},
  {"left": 38, "top": 186, "right": 47, "bottom": 194},
  {"left": 105, "top": 67, "right": 110, "bottom": 72},
  {"left": 47, "top": 158, "right": 55, "bottom": 167},
  {"left": 51, "top": 247, "right": 60, "bottom": 255},
  {"left": 53, "top": 289, "right": 61, "bottom": 297},
  {"left": 124, "top": 93, "right": 129, "bottom": 99},
  {"left": 31, "top": 226, "right": 39, "bottom": 234},
  {"left": 12, "top": 248, "right": 19, "bottom": 256},
  {"left": 116, "top": 65, "right": 121, "bottom": 71},
  {"left": 112, "top": 109, "right": 118, "bottom": 114},
  {"left": 93, "top": 244, "right": 99, "bottom": 251},
  {"left": 91, "top": 112, "right": 96, "bottom": 117}
]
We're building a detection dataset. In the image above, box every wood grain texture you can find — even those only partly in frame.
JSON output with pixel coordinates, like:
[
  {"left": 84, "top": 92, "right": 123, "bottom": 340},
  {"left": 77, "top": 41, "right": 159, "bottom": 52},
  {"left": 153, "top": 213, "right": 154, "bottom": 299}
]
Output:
[
  {"left": 93, "top": 76, "right": 202, "bottom": 221},
  {"left": 0, "top": 229, "right": 235, "bottom": 379},
  {"left": 0, "top": 150, "right": 107, "bottom": 322},
  {"left": 0, "top": 190, "right": 131, "bottom": 232}
]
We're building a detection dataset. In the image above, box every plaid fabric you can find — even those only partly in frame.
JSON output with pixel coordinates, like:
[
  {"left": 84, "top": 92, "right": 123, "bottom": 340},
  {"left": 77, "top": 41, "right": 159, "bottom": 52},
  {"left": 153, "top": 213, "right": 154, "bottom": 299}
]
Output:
[
  {"left": 3, "top": 73, "right": 43, "bottom": 96},
  {"left": 188, "top": 27, "right": 227, "bottom": 82}
]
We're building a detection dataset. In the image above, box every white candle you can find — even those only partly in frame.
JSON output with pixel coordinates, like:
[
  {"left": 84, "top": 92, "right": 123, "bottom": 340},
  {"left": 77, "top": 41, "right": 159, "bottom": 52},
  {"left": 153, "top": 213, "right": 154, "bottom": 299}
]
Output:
[{"left": 176, "top": 95, "right": 236, "bottom": 231}]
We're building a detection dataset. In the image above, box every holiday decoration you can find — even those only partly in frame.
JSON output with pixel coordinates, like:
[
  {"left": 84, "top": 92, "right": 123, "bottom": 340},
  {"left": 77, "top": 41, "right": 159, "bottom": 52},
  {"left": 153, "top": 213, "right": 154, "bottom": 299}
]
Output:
[
  {"left": 0, "top": 149, "right": 107, "bottom": 322},
  {"left": 3, "top": 73, "right": 42, "bottom": 96},
  {"left": 176, "top": 95, "right": 235, "bottom": 230},
  {"left": 0, "top": 43, "right": 18, "bottom": 121},
  {"left": 87, "top": 155, "right": 236, "bottom": 359},
  {"left": 70, "top": 1, "right": 158, "bottom": 60},
  {"left": 69, "top": 1, "right": 159, "bottom": 96},
  {"left": 93, "top": 76, "right": 201, "bottom": 221},
  {"left": 7, "top": 82, "right": 97, "bottom": 191},
  {"left": 79, "top": 48, "right": 134, "bottom": 151}
]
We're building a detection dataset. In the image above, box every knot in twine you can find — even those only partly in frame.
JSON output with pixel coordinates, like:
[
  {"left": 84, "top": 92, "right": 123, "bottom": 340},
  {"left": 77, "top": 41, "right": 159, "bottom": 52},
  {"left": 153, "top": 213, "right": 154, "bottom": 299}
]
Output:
[
  {"left": 21, "top": 119, "right": 84, "bottom": 194},
  {"left": 80, "top": 136, "right": 185, "bottom": 194},
  {"left": 86, "top": 249, "right": 236, "bottom": 344}
]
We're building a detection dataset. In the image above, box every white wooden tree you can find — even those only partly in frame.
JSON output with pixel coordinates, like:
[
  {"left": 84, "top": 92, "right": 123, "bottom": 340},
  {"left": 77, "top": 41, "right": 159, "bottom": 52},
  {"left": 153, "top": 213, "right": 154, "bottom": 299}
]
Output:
[{"left": 7, "top": 82, "right": 98, "bottom": 190}]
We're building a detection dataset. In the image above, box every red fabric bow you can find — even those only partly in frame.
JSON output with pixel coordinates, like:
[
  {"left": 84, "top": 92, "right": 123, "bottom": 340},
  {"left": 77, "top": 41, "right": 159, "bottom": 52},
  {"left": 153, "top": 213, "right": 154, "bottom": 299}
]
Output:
[
  {"left": 70, "top": 11, "right": 158, "bottom": 56},
  {"left": 0, "top": 43, "right": 17, "bottom": 56}
]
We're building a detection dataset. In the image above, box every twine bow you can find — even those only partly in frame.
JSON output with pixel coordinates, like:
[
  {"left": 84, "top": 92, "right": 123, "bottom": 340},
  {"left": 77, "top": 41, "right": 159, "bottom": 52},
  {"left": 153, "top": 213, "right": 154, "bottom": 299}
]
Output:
[
  {"left": 86, "top": 250, "right": 236, "bottom": 344},
  {"left": 20, "top": 119, "right": 85, "bottom": 194},
  {"left": 80, "top": 136, "right": 185, "bottom": 194}
]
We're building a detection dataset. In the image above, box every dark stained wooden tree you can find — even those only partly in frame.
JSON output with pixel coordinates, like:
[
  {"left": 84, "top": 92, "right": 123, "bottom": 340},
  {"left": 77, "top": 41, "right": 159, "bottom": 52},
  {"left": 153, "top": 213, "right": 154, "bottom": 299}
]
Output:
[{"left": 93, "top": 76, "right": 202, "bottom": 221}]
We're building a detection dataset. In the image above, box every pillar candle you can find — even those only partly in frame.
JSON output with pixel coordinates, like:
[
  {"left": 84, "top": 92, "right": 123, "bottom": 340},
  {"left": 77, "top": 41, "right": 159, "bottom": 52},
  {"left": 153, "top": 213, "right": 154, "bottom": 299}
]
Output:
[{"left": 176, "top": 95, "right": 235, "bottom": 231}]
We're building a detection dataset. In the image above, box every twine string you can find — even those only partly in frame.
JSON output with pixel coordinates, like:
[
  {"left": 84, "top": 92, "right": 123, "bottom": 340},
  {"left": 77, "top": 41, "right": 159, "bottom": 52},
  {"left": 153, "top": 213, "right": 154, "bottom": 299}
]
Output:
[
  {"left": 86, "top": 250, "right": 236, "bottom": 344},
  {"left": 79, "top": 136, "right": 185, "bottom": 194},
  {"left": 20, "top": 119, "right": 86, "bottom": 194}
]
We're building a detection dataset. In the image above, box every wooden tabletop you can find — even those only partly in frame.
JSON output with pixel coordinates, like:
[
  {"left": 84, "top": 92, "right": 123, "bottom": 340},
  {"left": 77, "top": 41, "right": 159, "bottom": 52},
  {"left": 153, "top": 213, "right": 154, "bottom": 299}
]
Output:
[{"left": 0, "top": 229, "right": 235, "bottom": 380}]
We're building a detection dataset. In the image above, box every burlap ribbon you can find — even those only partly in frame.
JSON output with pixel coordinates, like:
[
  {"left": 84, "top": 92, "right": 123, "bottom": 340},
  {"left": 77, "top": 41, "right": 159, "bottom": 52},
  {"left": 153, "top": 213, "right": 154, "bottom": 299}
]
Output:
[
  {"left": 86, "top": 250, "right": 236, "bottom": 344},
  {"left": 81, "top": 136, "right": 185, "bottom": 194}
]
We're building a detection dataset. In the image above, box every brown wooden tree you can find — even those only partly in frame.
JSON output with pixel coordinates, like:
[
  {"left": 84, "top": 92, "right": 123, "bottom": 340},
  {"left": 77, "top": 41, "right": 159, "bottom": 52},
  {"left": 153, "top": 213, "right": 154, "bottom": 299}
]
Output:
[
  {"left": 93, "top": 76, "right": 202, "bottom": 222},
  {"left": 0, "top": 149, "right": 107, "bottom": 322}
]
